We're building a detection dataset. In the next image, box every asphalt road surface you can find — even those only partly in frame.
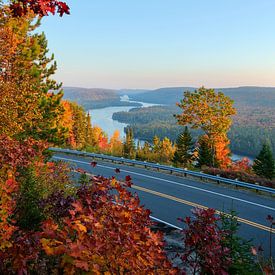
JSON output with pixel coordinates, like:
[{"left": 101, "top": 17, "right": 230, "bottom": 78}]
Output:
[{"left": 53, "top": 153, "right": 275, "bottom": 255}]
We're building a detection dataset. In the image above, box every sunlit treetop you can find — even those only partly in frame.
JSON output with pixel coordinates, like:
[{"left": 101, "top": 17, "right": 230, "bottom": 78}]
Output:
[{"left": 9, "top": 0, "right": 70, "bottom": 17}]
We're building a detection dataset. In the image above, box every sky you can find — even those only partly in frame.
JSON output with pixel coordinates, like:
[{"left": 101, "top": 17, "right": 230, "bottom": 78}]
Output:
[{"left": 40, "top": 0, "right": 275, "bottom": 89}]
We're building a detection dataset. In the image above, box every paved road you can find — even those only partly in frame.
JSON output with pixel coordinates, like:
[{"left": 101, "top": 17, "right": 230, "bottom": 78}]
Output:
[{"left": 53, "top": 153, "right": 275, "bottom": 255}]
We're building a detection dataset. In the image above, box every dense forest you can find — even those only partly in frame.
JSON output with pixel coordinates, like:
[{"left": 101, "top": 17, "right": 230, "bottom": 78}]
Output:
[{"left": 113, "top": 105, "right": 275, "bottom": 156}]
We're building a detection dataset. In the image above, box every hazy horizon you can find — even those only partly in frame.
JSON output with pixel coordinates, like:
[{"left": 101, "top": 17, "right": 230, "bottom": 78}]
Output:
[
  {"left": 41, "top": 1, "right": 275, "bottom": 89},
  {"left": 63, "top": 85, "right": 275, "bottom": 91}
]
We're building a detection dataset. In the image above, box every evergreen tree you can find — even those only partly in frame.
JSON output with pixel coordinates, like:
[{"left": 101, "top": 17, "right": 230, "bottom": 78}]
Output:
[
  {"left": 123, "top": 128, "right": 135, "bottom": 158},
  {"left": 173, "top": 126, "right": 194, "bottom": 167},
  {"left": 197, "top": 135, "right": 214, "bottom": 167},
  {"left": 253, "top": 143, "right": 275, "bottom": 180},
  {"left": 0, "top": 9, "right": 65, "bottom": 143},
  {"left": 85, "top": 113, "right": 94, "bottom": 146},
  {"left": 71, "top": 103, "right": 86, "bottom": 149}
]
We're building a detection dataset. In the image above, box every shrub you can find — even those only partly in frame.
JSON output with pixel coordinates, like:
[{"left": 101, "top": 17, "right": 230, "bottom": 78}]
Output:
[
  {"left": 40, "top": 176, "right": 177, "bottom": 274},
  {"left": 203, "top": 167, "right": 275, "bottom": 188},
  {"left": 180, "top": 208, "right": 231, "bottom": 274}
]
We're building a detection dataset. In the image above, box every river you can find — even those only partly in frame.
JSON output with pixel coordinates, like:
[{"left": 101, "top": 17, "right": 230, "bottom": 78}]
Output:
[
  {"left": 88, "top": 95, "right": 157, "bottom": 140},
  {"left": 88, "top": 96, "right": 252, "bottom": 161}
]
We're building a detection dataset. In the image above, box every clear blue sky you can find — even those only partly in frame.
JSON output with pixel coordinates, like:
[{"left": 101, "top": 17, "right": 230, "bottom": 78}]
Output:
[{"left": 40, "top": 0, "right": 275, "bottom": 89}]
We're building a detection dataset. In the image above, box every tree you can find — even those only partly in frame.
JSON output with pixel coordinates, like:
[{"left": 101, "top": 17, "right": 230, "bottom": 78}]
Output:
[
  {"left": 173, "top": 126, "right": 194, "bottom": 167},
  {"left": 152, "top": 136, "right": 161, "bottom": 154},
  {"left": 175, "top": 87, "right": 236, "bottom": 168},
  {"left": 213, "top": 135, "right": 232, "bottom": 169},
  {"left": 109, "top": 130, "right": 123, "bottom": 156},
  {"left": 253, "top": 143, "right": 275, "bottom": 180},
  {"left": 0, "top": 7, "right": 65, "bottom": 144},
  {"left": 220, "top": 210, "right": 258, "bottom": 274},
  {"left": 159, "top": 137, "right": 175, "bottom": 163},
  {"left": 180, "top": 208, "right": 231, "bottom": 274},
  {"left": 123, "top": 128, "right": 135, "bottom": 158},
  {"left": 197, "top": 135, "right": 214, "bottom": 167},
  {"left": 85, "top": 112, "right": 94, "bottom": 147}
]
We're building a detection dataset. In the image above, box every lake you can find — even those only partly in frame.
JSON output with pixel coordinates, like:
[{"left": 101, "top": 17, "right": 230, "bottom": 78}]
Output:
[
  {"left": 89, "top": 96, "right": 252, "bottom": 161},
  {"left": 88, "top": 96, "right": 157, "bottom": 140}
]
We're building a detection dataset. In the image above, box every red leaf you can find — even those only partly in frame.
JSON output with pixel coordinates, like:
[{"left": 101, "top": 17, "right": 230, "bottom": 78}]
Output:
[
  {"left": 125, "top": 175, "right": 132, "bottom": 182},
  {"left": 90, "top": 161, "right": 97, "bottom": 168},
  {"left": 115, "top": 168, "right": 120, "bottom": 173}
]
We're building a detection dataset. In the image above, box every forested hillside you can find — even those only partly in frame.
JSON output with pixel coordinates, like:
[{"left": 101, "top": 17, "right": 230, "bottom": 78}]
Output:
[
  {"left": 113, "top": 105, "right": 275, "bottom": 156},
  {"left": 63, "top": 87, "right": 141, "bottom": 109},
  {"left": 129, "top": 86, "right": 275, "bottom": 107}
]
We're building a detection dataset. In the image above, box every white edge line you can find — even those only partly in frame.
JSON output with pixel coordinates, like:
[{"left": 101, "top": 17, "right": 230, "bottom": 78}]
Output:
[
  {"left": 150, "top": 216, "right": 183, "bottom": 230},
  {"left": 53, "top": 156, "right": 275, "bottom": 212}
]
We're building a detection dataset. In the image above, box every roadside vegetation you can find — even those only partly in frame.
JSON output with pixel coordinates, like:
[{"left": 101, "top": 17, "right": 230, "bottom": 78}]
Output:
[{"left": 0, "top": 1, "right": 274, "bottom": 274}]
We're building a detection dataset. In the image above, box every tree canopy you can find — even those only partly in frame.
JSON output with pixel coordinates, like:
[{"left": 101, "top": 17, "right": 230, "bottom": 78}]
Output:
[
  {"left": 175, "top": 87, "right": 236, "bottom": 168},
  {"left": 175, "top": 87, "right": 236, "bottom": 138}
]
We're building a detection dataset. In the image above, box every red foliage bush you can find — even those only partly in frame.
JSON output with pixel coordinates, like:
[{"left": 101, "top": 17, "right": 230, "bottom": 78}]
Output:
[
  {"left": 35, "top": 176, "right": 178, "bottom": 273},
  {"left": 40, "top": 176, "right": 177, "bottom": 274},
  {"left": 0, "top": 135, "right": 47, "bottom": 172},
  {"left": 203, "top": 167, "right": 275, "bottom": 189},
  {"left": 9, "top": 0, "right": 70, "bottom": 17},
  {"left": 180, "top": 208, "right": 231, "bottom": 274}
]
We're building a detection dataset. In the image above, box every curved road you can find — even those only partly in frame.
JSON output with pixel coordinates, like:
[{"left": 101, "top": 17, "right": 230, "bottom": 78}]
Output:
[{"left": 53, "top": 153, "right": 275, "bottom": 255}]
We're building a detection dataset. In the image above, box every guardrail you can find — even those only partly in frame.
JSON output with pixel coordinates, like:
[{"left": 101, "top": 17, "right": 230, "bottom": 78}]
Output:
[{"left": 49, "top": 147, "right": 275, "bottom": 195}]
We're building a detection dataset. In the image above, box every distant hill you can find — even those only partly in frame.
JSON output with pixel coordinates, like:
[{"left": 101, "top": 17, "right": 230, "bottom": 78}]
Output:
[
  {"left": 117, "top": 89, "right": 151, "bottom": 96},
  {"left": 218, "top": 87, "right": 275, "bottom": 108},
  {"left": 128, "top": 87, "right": 195, "bottom": 105},
  {"left": 129, "top": 86, "right": 275, "bottom": 108},
  {"left": 62, "top": 86, "right": 275, "bottom": 110},
  {"left": 62, "top": 87, "right": 141, "bottom": 109}
]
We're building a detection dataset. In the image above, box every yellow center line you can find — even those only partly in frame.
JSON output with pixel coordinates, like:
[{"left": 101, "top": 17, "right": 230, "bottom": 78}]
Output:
[
  {"left": 72, "top": 169, "right": 274, "bottom": 234},
  {"left": 132, "top": 184, "right": 275, "bottom": 234}
]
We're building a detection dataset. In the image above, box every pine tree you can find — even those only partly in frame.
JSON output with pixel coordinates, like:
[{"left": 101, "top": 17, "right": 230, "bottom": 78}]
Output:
[
  {"left": 123, "top": 128, "right": 135, "bottom": 158},
  {"left": 70, "top": 103, "right": 86, "bottom": 149},
  {"left": 0, "top": 9, "right": 64, "bottom": 143},
  {"left": 85, "top": 113, "right": 94, "bottom": 147},
  {"left": 173, "top": 126, "right": 194, "bottom": 167},
  {"left": 197, "top": 135, "right": 214, "bottom": 167},
  {"left": 252, "top": 143, "right": 275, "bottom": 180}
]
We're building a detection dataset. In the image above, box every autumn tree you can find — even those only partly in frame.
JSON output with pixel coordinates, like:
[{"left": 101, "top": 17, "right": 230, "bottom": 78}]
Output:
[
  {"left": 253, "top": 143, "right": 275, "bottom": 180},
  {"left": 136, "top": 141, "right": 152, "bottom": 161},
  {"left": 175, "top": 87, "right": 236, "bottom": 168},
  {"left": 159, "top": 137, "right": 175, "bottom": 163},
  {"left": 152, "top": 135, "right": 161, "bottom": 154},
  {"left": 173, "top": 126, "right": 194, "bottom": 167},
  {"left": 0, "top": 6, "right": 65, "bottom": 143},
  {"left": 109, "top": 130, "right": 123, "bottom": 156}
]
